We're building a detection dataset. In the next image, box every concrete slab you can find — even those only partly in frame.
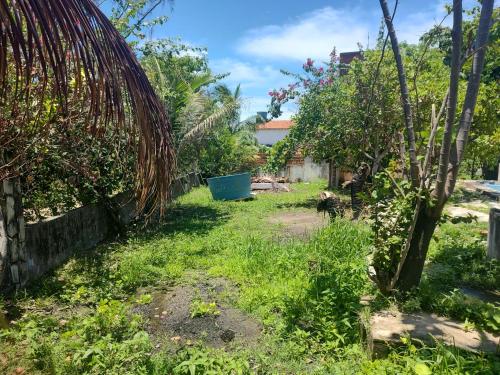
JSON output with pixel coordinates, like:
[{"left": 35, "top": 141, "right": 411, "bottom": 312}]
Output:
[
  {"left": 446, "top": 206, "right": 489, "bottom": 222},
  {"left": 368, "top": 311, "right": 499, "bottom": 355}
]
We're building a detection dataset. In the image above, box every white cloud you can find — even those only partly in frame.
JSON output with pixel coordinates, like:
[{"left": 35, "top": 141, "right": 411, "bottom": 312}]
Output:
[
  {"left": 210, "top": 58, "right": 285, "bottom": 90},
  {"left": 236, "top": 3, "right": 462, "bottom": 61},
  {"left": 237, "top": 7, "right": 369, "bottom": 61}
]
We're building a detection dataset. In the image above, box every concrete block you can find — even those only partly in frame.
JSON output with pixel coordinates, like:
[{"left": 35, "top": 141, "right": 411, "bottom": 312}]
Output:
[
  {"left": 6, "top": 220, "right": 18, "bottom": 237},
  {"left": 366, "top": 311, "right": 499, "bottom": 357},
  {"left": 9, "top": 238, "right": 18, "bottom": 263},
  {"left": 10, "top": 264, "right": 19, "bottom": 284},
  {"left": 488, "top": 208, "right": 500, "bottom": 260},
  {"left": 2, "top": 179, "right": 13, "bottom": 195},
  {"left": 18, "top": 217, "right": 25, "bottom": 242},
  {"left": 5, "top": 196, "right": 15, "bottom": 222}
]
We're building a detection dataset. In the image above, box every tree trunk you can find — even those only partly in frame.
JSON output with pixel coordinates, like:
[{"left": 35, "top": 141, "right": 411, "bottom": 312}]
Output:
[
  {"left": 395, "top": 208, "right": 439, "bottom": 292},
  {"left": 328, "top": 160, "right": 335, "bottom": 189},
  {"left": 379, "top": 0, "right": 420, "bottom": 188}
]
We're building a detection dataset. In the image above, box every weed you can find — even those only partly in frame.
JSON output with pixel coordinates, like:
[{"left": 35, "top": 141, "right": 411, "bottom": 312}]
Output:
[{"left": 190, "top": 300, "right": 220, "bottom": 318}]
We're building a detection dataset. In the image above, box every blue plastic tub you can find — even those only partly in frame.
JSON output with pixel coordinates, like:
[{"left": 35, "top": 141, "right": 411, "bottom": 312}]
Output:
[{"left": 206, "top": 172, "right": 251, "bottom": 201}]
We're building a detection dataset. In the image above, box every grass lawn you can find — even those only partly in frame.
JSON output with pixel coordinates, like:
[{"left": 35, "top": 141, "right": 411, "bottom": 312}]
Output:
[{"left": 1, "top": 181, "right": 499, "bottom": 374}]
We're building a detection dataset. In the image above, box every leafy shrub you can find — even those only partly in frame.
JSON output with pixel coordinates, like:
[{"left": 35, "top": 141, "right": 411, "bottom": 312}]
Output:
[
  {"left": 159, "top": 347, "right": 251, "bottom": 374},
  {"left": 190, "top": 300, "right": 220, "bottom": 318}
]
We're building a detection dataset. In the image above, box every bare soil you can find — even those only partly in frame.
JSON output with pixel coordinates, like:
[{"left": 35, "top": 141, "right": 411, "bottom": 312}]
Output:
[
  {"left": 135, "top": 274, "right": 262, "bottom": 350},
  {"left": 268, "top": 209, "right": 329, "bottom": 239}
]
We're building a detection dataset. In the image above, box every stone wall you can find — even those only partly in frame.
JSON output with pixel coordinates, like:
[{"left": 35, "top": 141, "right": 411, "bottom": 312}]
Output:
[
  {"left": 2, "top": 173, "right": 200, "bottom": 289},
  {"left": 0, "top": 178, "right": 27, "bottom": 287}
]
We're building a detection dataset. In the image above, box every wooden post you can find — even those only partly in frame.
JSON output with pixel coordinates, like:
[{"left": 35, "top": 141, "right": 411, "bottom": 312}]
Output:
[{"left": 487, "top": 208, "right": 500, "bottom": 260}]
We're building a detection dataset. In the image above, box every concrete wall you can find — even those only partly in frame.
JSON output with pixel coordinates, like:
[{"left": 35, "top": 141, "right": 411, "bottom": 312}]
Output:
[
  {"left": 21, "top": 173, "right": 200, "bottom": 284},
  {"left": 255, "top": 129, "right": 289, "bottom": 146},
  {"left": 274, "top": 157, "right": 329, "bottom": 182}
]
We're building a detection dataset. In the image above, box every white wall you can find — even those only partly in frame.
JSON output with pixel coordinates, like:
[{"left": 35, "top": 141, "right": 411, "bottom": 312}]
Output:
[
  {"left": 255, "top": 129, "right": 289, "bottom": 146},
  {"left": 273, "top": 157, "right": 329, "bottom": 182}
]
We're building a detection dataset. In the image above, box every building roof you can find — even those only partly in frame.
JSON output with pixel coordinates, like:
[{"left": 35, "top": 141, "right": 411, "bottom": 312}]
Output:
[{"left": 256, "top": 120, "right": 293, "bottom": 130}]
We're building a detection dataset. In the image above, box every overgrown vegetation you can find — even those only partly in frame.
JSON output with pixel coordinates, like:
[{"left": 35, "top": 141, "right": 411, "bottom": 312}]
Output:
[{"left": 1, "top": 183, "right": 498, "bottom": 374}]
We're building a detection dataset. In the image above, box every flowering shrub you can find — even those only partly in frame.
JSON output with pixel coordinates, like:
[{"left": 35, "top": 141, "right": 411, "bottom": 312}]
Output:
[{"left": 268, "top": 50, "right": 339, "bottom": 118}]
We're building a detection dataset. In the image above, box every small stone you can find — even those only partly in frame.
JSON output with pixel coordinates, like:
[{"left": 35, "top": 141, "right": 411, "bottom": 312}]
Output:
[
  {"left": 170, "top": 336, "right": 181, "bottom": 343},
  {"left": 154, "top": 314, "right": 160, "bottom": 318},
  {"left": 220, "top": 329, "right": 235, "bottom": 342},
  {"left": 161, "top": 310, "right": 167, "bottom": 315},
  {"left": 59, "top": 319, "right": 68, "bottom": 326}
]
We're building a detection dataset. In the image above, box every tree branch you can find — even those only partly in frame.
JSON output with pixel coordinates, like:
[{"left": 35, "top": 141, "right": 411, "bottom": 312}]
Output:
[
  {"left": 379, "top": 0, "right": 420, "bottom": 188},
  {"left": 446, "top": 0, "right": 495, "bottom": 198},
  {"left": 433, "top": 0, "right": 462, "bottom": 210}
]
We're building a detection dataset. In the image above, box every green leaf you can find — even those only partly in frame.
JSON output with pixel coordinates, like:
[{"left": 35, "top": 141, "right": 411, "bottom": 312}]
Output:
[{"left": 414, "top": 363, "right": 432, "bottom": 375}]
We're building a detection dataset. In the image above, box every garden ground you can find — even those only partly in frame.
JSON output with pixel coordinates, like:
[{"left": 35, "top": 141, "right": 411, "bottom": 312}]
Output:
[{"left": 0, "top": 181, "right": 499, "bottom": 374}]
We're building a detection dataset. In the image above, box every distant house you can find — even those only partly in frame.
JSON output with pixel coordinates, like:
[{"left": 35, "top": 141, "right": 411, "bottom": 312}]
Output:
[
  {"left": 254, "top": 118, "right": 328, "bottom": 182},
  {"left": 255, "top": 119, "right": 293, "bottom": 146},
  {"left": 339, "top": 51, "right": 363, "bottom": 75}
]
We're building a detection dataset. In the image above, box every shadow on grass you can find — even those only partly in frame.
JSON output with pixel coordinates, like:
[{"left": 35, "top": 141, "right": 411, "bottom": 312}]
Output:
[
  {"left": 448, "top": 187, "right": 487, "bottom": 204},
  {"left": 276, "top": 198, "right": 318, "bottom": 210},
  {"left": 3, "top": 203, "right": 230, "bottom": 308},
  {"left": 137, "top": 203, "right": 230, "bottom": 241}
]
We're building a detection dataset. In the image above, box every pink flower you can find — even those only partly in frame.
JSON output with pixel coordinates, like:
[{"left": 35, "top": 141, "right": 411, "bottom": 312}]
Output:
[
  {"left": 318, "top": 67, "right": 324, "bottom": 73},
  {"left": 306, "top": 58, "right": 314, "bottom": 67}
]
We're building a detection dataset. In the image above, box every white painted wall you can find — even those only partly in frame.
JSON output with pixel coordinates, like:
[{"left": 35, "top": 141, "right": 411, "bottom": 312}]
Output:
[
  {"left": 255, "top": 129, "right": 289, "bottom": 146},
  {"left": 274, "top": 157, "right": 329, "bottom": 182}
]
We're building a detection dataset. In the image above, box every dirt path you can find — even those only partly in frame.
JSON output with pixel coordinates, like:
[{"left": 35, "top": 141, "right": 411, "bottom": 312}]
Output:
[{"left": 268, "top": 209, "right": 329, "bottom": 239}]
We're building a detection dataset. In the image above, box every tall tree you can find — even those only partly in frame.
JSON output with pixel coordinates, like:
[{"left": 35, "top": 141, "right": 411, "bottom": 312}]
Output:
[{"left": 375, "top": 0, "right": 495, "bottom": 292}]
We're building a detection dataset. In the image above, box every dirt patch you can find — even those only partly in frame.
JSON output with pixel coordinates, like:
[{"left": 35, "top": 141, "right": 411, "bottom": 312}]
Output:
[
  {"left": 135, "top": 275, "right": 261, "bottom": 349},
  {"left": 268, "top": 209, "right": 329, "bottom": 239}
]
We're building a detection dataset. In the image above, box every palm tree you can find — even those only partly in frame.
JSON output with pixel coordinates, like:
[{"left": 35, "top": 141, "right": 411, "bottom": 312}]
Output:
[
  {"left": 0, "top": 0, "right": 176, "bottom": 216},
  {"left": 0, "top": 0, "right": 176, "bottom": 287}
]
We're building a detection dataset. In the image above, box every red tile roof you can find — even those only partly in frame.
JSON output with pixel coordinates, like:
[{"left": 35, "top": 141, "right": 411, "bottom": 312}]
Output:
[{"left": 256, "top": 120, "right": 293, "bottom": 130}]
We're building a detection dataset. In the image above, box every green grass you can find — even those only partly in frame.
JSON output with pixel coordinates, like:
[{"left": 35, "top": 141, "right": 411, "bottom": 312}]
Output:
[{"left": 1, "top": 182, "right": 499, "bottom": 374}]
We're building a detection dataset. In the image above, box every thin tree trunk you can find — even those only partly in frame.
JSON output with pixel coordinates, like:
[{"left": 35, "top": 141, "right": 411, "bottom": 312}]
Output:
[
  {"left": 395, "top": 206, "right": 439, "bottom": 292},
  {"left": 434, "top": 0, "right": 462, "bottom": 209},
  {"left": 379, "top": 0, "right": 420, "bottom": 188},
  {"left": 446, "top": 0, "right": 495, "bottom": 197}
]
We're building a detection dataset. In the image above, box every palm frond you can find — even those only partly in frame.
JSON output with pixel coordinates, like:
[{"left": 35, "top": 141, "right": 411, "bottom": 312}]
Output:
[
  {"left": 178, "top": 94, "right": 238, "bottom": 150},
  {"left": 0, "top": 0, "right": 176, "bottom": 217}
]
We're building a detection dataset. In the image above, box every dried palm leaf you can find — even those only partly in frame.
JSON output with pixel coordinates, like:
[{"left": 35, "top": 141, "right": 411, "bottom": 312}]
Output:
[{"left": 0, "top": 0, "right": 176, "bottom": 217}]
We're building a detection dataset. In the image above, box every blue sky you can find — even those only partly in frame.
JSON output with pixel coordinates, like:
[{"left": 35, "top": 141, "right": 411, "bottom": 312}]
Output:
[{"left": 103, "top": 0, "right": 476, "bottom": 120}]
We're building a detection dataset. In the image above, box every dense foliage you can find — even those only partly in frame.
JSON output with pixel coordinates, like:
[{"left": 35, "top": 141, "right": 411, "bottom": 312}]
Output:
[
  {"left": 5, "top": 0, "right": 257, "bottom": 220},
  {"left": 265, "top": 44, "right": 452, "bottom": 176}
]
